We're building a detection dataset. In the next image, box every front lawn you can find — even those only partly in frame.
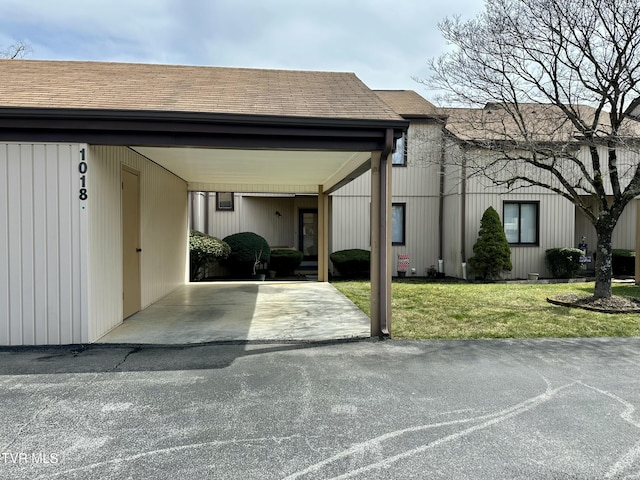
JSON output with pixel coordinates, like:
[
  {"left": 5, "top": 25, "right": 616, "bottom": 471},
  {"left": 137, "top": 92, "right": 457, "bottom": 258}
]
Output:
[{"left": 333, "top": 280, "right": 640, "bottom": 339}]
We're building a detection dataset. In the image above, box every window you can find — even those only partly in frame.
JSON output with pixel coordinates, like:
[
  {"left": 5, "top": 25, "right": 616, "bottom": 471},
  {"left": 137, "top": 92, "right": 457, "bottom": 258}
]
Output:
[
  {"left": 216, "top": 192, "right": 234, "bottom": 211},
  {"left": 392, "top": 203, "right": 406, "bottom": 245},
  {"left": 503, "top": 201, "right": 539, "bottom": 245},
  {"left": 392, "top": 133, "right": 407, "bottom": 166}
]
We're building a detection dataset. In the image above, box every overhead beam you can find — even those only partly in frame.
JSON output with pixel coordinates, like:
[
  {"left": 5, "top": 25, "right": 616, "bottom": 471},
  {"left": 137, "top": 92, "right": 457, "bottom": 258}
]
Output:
[{"left": 0, "top": 107, "right": 407, "bottom": 151}]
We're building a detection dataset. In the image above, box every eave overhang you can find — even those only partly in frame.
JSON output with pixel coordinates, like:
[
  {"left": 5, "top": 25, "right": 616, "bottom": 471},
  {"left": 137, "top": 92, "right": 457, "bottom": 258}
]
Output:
[{"left": 0, "top": 107, "right": 408, "bottom": 151}]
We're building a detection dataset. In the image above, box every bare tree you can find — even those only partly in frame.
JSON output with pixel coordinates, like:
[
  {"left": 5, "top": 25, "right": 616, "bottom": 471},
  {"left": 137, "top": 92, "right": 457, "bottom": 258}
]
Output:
[
  {"left": 422, "top": 0, "right": 640, "bottom": 298},
  {"left": 0, "top": 41, "right": 31, "bottom": 59}
]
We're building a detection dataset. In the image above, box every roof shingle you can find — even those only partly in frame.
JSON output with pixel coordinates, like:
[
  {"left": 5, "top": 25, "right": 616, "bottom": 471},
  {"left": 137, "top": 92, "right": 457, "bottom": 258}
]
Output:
[
  {"left": 0, "top": 59, "right": 403, "bottom": 121},
  {"left": 374, "top": 90, "right": 441, "bottom": 118}
]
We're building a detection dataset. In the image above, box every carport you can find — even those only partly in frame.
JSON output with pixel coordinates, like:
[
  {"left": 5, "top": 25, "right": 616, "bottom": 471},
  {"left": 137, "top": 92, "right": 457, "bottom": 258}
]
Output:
[{"left": 0, "top": 60, "right": 407, "bottom": 346}]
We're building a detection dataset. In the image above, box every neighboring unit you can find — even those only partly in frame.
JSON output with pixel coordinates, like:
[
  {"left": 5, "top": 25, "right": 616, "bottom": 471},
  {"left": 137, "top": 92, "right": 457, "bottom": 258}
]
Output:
[{"left": 197, "top": 91, "right": 640, "bottom": 280}]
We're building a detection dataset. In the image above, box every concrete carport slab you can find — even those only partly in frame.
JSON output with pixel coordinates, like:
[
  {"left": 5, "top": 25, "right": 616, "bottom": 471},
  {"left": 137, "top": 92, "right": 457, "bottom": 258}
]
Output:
[{"left": 96, "top": 281, "right": 370, "bottom": 344}]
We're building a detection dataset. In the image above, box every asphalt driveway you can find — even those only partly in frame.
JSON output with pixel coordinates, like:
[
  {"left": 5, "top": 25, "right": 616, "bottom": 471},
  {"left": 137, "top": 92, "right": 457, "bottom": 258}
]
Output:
[{"left": 1, "top": 337, "right": 640, "bottom": 479}]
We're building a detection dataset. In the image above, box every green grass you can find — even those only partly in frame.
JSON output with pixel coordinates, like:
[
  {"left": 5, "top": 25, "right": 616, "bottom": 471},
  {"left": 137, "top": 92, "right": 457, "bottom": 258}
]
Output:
[{"left": 333, "top": 280, "right": 640, "bottom": 339}]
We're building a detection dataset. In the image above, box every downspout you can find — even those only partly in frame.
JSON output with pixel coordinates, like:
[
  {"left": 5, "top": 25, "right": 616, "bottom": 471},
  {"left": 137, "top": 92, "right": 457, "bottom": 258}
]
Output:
[
  {"left": 189, "top": 191, "right": 196, "bottom": 230},
  {"left": 379, "top": 128, "right": 394, "bottom": 336},
  {"left": 204, "top": 192, "right": 210, "bottom": 234},
  {"left": 460, "top": 149, "right": 468, "bottom": 280},
  {"left": 438, "top": 127, "right": 446, "bottom": 272}
]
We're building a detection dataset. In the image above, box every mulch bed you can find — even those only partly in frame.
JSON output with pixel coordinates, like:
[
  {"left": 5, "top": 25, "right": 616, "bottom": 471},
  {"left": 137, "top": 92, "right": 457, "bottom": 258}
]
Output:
[{"left": 547, "top": 294, "right": 640, "bottom": 314}]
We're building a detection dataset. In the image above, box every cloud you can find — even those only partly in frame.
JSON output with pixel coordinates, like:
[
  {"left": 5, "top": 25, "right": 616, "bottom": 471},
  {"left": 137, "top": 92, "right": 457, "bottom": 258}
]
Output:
[{"left": 0, "top": 0, "right": 484, "bottom": 93}]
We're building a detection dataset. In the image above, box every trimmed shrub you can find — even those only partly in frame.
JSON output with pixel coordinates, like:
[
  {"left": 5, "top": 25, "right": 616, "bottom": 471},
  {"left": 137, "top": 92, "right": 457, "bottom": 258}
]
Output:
[
  {"left": 222, "top": 232, "right": 271, "bottom": 276},
  {"left": 545, "top": 248, "right": 582, "bottom": 278},
  {"left": 189, "top": 230, "right": 231, "bottom": 281},
  {"left": 330, "top": 249, "right": 370, "bottom": 278},
  {"left": 269, "top": 249, "right": 303, "bottom": 276},
  {"left": 613, "top": 249, "right": 635, "bottom": 276},
  {"left": 468, "top": 207, "right": 512, "bottom": 280}
]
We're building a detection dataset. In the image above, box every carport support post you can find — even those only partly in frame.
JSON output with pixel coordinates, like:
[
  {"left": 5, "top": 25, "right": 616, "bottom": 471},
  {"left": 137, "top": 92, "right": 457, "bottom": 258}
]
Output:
[
  {"left": 636, "top": 198, "right": 640, "bottom": 285},
  {"left": 370, "top": 143, "right": 392, "bottom": 337},
  {"left": 318, "top": 186, "right": 329, "bottom": 282}
]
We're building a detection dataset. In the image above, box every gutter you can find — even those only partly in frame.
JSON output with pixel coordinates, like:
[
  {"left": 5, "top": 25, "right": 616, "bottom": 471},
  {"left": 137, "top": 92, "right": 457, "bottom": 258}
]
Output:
[{"left": 0, "top": 106, "right": 409, "bottom": 131}]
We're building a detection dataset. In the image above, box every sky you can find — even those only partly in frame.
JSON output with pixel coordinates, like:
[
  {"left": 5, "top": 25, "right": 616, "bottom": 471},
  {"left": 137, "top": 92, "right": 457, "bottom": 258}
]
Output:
[{"left": 0, "top": 0, "right": 485, "bottom": 104}]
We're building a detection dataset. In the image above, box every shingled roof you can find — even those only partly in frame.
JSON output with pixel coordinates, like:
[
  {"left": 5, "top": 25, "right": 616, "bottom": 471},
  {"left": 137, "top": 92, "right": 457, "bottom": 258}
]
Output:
[
  {"left": 374, "top": 90, "right": 443, "bottom": 118},
  {"left": 0, "top": 59, "right": 403, "bottom": 121},
  {"left": 442, "top": 103, "right": 640, "bottom": 143}
]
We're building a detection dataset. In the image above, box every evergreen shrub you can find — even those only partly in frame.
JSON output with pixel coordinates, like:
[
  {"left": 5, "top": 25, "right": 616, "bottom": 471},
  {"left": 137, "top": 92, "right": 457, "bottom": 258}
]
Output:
[
  {"left": 612, "top": 249, "right": 635, "bottom": 276},
  {"left": 545, "top": 248, "right": 583, "bottom": 278},
  {"left": 189, "top": 230, "right": 230, "bottom": 281},
  {"left": 269, "top": 249, "right": 304, "bottom": 276},
  {"left": 222, "top": 232, "right": 271, "bottom": 276},
  {"left": 468, "top": 206, "right": 512, "bottom": 280},
  {"left": 330, "top": 249, "right": 371, "bottom": 278}
]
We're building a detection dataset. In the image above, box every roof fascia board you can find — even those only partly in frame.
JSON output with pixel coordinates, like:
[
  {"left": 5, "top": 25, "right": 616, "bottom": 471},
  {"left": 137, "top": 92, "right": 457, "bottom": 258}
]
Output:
[
  {"left": 0, "top": 107, "right": 407, "bottom": 151},
  {"left": 0, "top": 107, "right": 408, "bottom": 130}
]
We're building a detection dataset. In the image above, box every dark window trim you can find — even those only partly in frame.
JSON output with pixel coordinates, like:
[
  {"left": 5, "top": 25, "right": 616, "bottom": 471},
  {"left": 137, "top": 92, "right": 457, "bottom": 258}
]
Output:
[
  {"left": 216, "top": 192, "right": 235, "bottom": 211},
  {"left": 503, "top": 201, "right": 540, "bottom": 246},
  {"left": 392, "top": 202, "right": 407, "bottom": 246},
  {"left": 392, "top": 133, "right": 407, "bottom": 167}
]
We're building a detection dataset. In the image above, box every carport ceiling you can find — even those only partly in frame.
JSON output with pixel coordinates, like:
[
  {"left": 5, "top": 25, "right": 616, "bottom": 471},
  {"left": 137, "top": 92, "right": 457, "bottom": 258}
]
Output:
[{"left": 132, "top": 146, "right": 372, "bottom": 194}]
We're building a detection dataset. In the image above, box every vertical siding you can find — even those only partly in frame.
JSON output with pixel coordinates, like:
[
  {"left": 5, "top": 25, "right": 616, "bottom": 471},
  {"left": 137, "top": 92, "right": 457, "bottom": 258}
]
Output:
[
  {"left": 0, "top": 143, "right": 86, "bottom": 346},
  {"left": 240, "top": 197, "right": 296, "bottom": 247},
  {"left": 200, "top": 193, "right": 320, "bottom": 250},
  {"left": 612, "top": 201, "right": 637, "bottom": 250},
  {"left": 442, "top": 192, "right": 462, "bottom": 277},
  {"left": 333, "top": 123, "right": 442, "bottom": 198},
  {"left": 90, "top": 146, "right": 188, "bottom": 338},
  {"left": 86, "top": 146, "right": 122, "bottom": 342},
  {"left": 330, "top": 197, "right": 371, "bottom": 252},
  {"left": 464, "top": 193, "right": 574, "bottom": 279},
  {"left": 575, "top": 146, "right": 639, "bottom": 195},
  {"left": 575, "top": 196, "right": 637, "bottom": 255},
  {"left": 394, "top": 197, "right": 440, "bottom": 275},
  {"left": 331, "top": 122, "right": 443, "bottom": 276},
  {"left": 201, "top": 193, "right": 242, "bottom": 240}
]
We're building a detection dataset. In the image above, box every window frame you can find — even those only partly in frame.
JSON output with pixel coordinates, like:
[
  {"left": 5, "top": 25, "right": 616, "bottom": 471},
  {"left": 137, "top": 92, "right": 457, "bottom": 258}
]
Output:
[
  {"left": 503, "top": 201, "right": 540, "bottom": 246},
  {"left": 391, "top": 132, "right": 407, "bottom": 167},
  {"left": 392, "top": 202, "right": 406, "bottom": 246},
  {"left": 216, "top": 192, "right": 235, "bottom": 211}
]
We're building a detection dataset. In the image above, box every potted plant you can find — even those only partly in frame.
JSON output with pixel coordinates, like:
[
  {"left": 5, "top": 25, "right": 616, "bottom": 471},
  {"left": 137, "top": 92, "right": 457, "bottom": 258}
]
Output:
[
  {"left": 253, "top": 249, "right": 266, "bottom": 281},
  {"left": 397, "top": 254, "right": 410, "bottom": 278}
]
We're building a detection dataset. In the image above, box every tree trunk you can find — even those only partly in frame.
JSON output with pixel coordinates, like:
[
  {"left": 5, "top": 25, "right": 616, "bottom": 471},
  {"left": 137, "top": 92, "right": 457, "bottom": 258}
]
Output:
[{"left": 594, "top": 229, "right": 613, "bottom": 299}]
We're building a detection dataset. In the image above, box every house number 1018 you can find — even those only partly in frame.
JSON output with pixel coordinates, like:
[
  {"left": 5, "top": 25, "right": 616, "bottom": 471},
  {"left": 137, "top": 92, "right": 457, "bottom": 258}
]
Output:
[{"left": 79, "top": 148, "right": 88, "bottom": 200}]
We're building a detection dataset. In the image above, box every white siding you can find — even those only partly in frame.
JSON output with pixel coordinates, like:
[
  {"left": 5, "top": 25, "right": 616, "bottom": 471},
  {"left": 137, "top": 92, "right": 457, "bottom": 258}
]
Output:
[
  {"left": 89, "top": 146, "right": 188, "bottom": 342},
  {"left": 86, "top": 146, "right": 122, "bottom": 342},
  {"left": 0, "top": 143, "right": 87, "bottom": 346}
]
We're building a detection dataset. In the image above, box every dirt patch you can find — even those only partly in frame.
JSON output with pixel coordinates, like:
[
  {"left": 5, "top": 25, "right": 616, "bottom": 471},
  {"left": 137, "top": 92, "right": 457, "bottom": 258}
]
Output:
[{"left": 547, "top": 294, "right": 640, "bottom": 314}]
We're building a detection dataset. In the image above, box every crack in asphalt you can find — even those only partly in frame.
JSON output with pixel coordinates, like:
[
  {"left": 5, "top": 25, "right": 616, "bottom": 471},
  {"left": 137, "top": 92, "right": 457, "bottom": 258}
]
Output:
[{"left": 112, "top": 347, "right": 141, "bottom": 371}]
